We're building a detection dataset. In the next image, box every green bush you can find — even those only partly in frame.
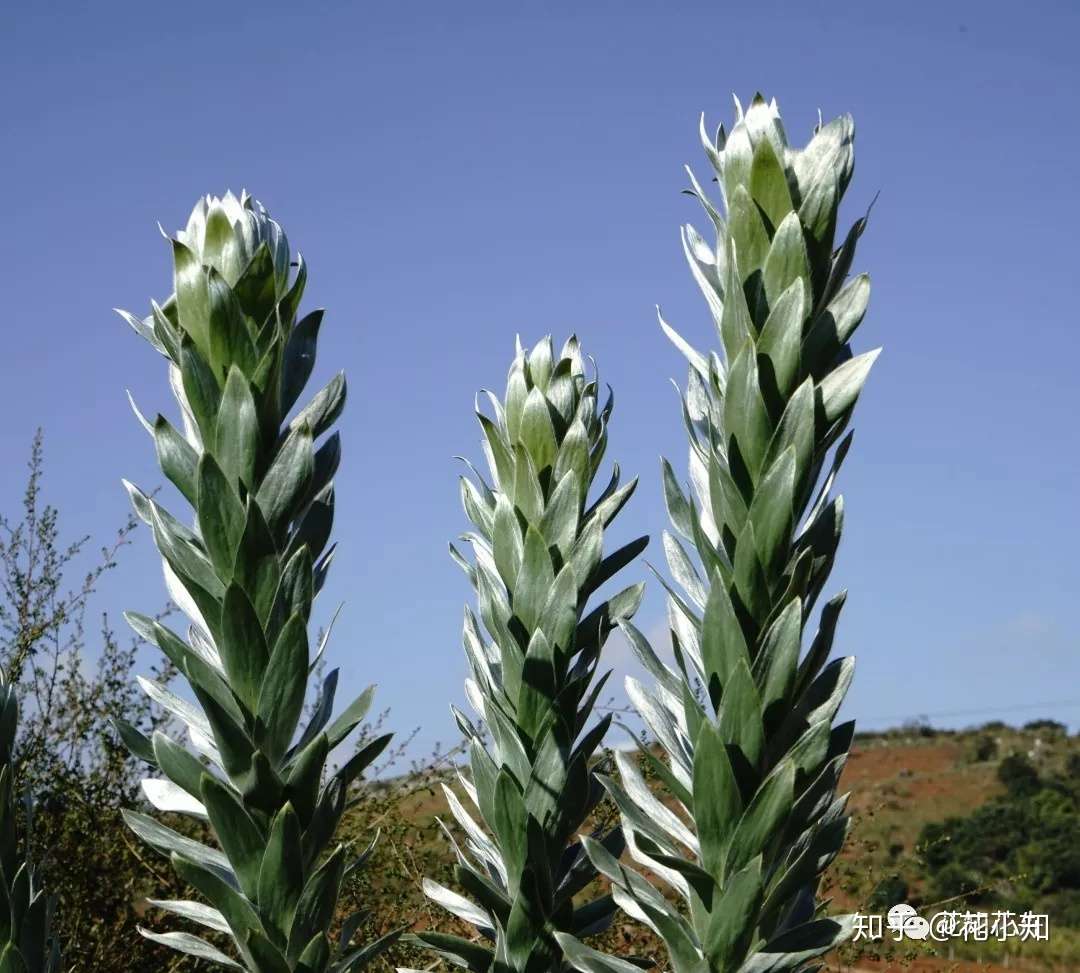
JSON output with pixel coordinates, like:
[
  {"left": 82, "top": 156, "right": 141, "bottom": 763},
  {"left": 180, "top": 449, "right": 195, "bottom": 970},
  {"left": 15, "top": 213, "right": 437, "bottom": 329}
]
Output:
[
  {"left": 998, "top": 753, "right": 1042, "bottom": 799},
  {"left": 970, "top": 735, "right": 998, "bottom": 762},
  {"left": 867, "top": 874, "right": 908, "bottom": 912},
  {"left": 918, "top": 758, "right": 1080, "bottom": 923}
]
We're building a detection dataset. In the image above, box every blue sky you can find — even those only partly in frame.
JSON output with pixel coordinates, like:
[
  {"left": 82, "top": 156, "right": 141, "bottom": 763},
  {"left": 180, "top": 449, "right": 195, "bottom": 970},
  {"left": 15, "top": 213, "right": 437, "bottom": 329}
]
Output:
[{"left": 2, "top": 1, "right": 1078, "bottom": 761}]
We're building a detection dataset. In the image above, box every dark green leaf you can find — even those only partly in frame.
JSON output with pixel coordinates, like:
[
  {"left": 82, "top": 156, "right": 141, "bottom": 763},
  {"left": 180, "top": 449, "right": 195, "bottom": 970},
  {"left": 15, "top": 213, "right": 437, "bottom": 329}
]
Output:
[
  {"left": 214, "top": 366, "right": 260, "bottom": 491},
  {"left": 200, "top": 775, "right": 264, "bottom": 900},
  {"left": 692, "top": 719, "right": 742, "bottom": 880},
  {"left": 218, "top": 584, "right": 269, "bottom": 710},
  {"left": 256, "top": 613, "right": 309, "bottom": 762},
  {"left": 258, "top": 804, "right": 304, "bottom": 940},
  {"left": 703, "top": 856, "right": 762, "bottom": 971},
  {"left": 257, "top": 424, "right": 314, "bottom": 535},
  {"left": 198, "top": 453, "right": 245, "bottom": 580}
]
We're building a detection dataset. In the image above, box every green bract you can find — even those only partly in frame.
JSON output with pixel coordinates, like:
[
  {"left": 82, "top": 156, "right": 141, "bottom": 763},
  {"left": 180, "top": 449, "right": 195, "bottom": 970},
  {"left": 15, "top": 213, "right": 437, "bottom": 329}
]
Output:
[
  {"left": 409, "top": 337, "right": 648, "bottom": 973},
  {"left": 556, "top": 95, "right": 879, "bottom": 973},
  {"left": 0, "top": 673, "right": 61, "bottom": 973},
  {"left": 117, "top": 192, "right": 396, "bottom": 973}
]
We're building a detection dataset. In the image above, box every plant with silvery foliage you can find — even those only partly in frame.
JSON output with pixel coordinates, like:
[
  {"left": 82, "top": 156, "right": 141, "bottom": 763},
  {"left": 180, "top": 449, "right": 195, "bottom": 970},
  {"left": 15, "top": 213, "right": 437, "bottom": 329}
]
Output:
[
  {"left": 556, "top": 94, "right": 880, "bottom": 973},
  {"left": 407, "top": 336, "right": 649, "bottom": 973},
  {"left": 116, "top": 191, "right": 396, "bottom": 972}
]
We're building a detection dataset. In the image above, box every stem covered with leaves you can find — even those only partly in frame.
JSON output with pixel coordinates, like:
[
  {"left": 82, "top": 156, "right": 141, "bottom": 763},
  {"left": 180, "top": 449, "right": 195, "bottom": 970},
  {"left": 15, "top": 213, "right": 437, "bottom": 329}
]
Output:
[
  {"left": 117, "top": 193, "right": 394, "bottom": 972},
  {"left": 557, "top": 95, "right": 879, "bottom": 973},
  {"left": 0, "top": 672, "right": 61, "bottom": 973},
  {"left": 410, "top": 337, "right": 647, "bottom": 973}
]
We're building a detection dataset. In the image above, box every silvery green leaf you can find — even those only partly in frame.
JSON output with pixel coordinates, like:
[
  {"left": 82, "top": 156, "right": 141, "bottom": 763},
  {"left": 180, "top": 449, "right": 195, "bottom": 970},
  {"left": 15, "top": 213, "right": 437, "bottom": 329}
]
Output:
[
  {"left": 170, "top": 360, "right": 203, "bottom": 450},
  {"left": 136, "top": 676, "right": 211, "bottom": 739},
  {"left": 682, "top": 225, "right": 725, "bottom": 330},
  {"left": 200, "top": 775, "right": 264, "bottom": 901},
  {"left": 762, "top": 212, "right": 811, "bottom": 313},
  {"left": 727, "top": 762, "right": 794, "bottom": 874},
  {"left": 818, "top": 349, "right": 880, "bottom": 423},
  {"left": 512, "top": 526, "right": 554, "bottom": 632},
  {"left": 617, "top": 619, "right": 681, "bottom": 697},
  {"left": 555, "top": 933, "right": 654, "bottom": 973},
  {"left": 257, "top": 424, "right": 314, "bottom": 533},
  {"left": 748, "top": 139, "right": 794, "bottom": 232},
  {"left": 692, "top": 719, "right": 743, "bottom": 878},
  {"left": 804, "top": 273, "right": 870, "bottom": 368},
  {"left": 421, "top": 880, "right": 493, "bottom": 932},
  {"left": 197, "top": 453, "right": 245, "bottom": 581},
  {"left": 792, "top": 114, "right": 854, "bottom": 201},
  {"left": 511, "top": 443, "right": 544, "bottom": 524},
  {"left": 720, "top": 239, "right": 754, "bottom": 360},
  {"left": 125, "top": 389, "right": 155, "bottom": 437},
  {"left": 122, "top": 810, "right": 232, "bottom": 878},
  {"left": 700, "top": 581, "right": 750, "bottom": 693},
  {"left": 661, "top": 459, "right": 694, "bottom": 539},
  {"left": 172, "top": 240, "right": 213, "bottom": 360},
  {"left": 613, "top": 750, "right": 697, "bottom": 852},
  {"left": 557, "top": 421, "right": 591, "bottom": 490},
  {"left": 542, "top": 473, "right": 582, "bottom": 563},
  {"left": 441, "top": 784, "right": 505, "bottom": 884},
  {"left": 658, "top": 308, "right": 709, "bottom": 381},
  {"left": 755, "top": 598, "right": 802, "bottom": 716},
  {"left": 518, "top": 387, "right": 557, "bottom": 471},
  {"left": 723, "top": 345, "right": 772, "bottom": 479},
  {"left": 684, "top": 166, "right": 725, "bottom": 236},
  {"left": 794, "top": 591, "right": 846, "bottom": 697},
  {"left": 256, "top": 615, "right": 309, "bottom": 762},
  {"left": 492, "top": 495, "right": 524, "bottom": 588},
  {"left": 703, "top": 856, "right": 762, "bottom": 971},
  {"left": 281, "top": 310, "right": 323, "bottom": 416},
  {"left": 154, "top": 415, "right": 200, "bottom": 505},
  {"left": 144, "top": 899, "right": 230, "bottom": 933},
  {"left": 214, "top": 366, "right": 259, "bottom": 491},
  {"left": 625, "top": 677, "right": 692, "bottom": 780},
  {"left": 291, "top": 371, "right": 346, "bottom": 440},
  {"left": 757, "top": 280, "right": 806, "bottom": 400},
  {"left": 136, "top": 928, "right": 241, "bottom": 968},
  {"left": 116, "top": 306, "right": 166, "bottom": 354},
  {"left": 257, "top": 805, "right": 304, "bottom": 940},
  {"left": 403, "top": 934, "right": 492, "bottom": 973},
  {"left": 141, "top": 779, "right": 208, "bottom": 819},
  {"left": 748, "top": 447, "right": 797, "bottom": 577},
  {"left": 739, "top": 915, "right": 856, "bottom": 972},
  {"left": 717, "top": 658, "right": 765, "bottom": 768},
  {"left": 188, "top": 726, "right": 224, "bottom": 769},
  {"left": 460, "top": 476, "right": 494, "bottom": 536}
]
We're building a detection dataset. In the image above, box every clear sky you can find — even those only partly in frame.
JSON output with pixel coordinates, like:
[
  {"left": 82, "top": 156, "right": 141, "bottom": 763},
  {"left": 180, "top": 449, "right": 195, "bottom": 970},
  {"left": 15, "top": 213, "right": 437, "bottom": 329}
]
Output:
[{"left": 2, "top": 1, "right": 1078, "bottom": 761}]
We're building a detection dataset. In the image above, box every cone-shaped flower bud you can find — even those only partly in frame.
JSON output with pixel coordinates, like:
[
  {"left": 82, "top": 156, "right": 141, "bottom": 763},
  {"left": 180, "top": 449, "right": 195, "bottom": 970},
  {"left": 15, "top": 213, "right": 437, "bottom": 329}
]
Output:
[
  {"left": 116, "top": 193, "right": 396, "bottom": 972},
  {"left": 409, "top": 336, "right": 648, "bottom": 973},
  {"left": 0, "top": 673, "right": 62, "bottom": 972},
  {"left": 176, "top": 192, "right": 291, "bottom": 291},
  {"left": 557, "top": 94, "right": 880, "bottom": 973}
]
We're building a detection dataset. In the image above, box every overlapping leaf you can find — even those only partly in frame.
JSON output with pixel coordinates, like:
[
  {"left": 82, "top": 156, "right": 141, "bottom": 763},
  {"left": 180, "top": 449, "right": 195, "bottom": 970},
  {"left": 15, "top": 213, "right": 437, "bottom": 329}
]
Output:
[
  {"left": 563, "top": 96, "right": 878, "bottom": 973},
  {"left": 118, "top": 192, "right": 395, "bottom": 973},
  {"left": 411, "top": 337, "right": 647, "bottom": 973}
]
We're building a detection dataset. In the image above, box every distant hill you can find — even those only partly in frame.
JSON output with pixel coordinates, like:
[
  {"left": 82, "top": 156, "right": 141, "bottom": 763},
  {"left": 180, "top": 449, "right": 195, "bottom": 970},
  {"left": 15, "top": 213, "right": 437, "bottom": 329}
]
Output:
[{"left": 354, "top": 722, "right": 1079, "bottom": 973}]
